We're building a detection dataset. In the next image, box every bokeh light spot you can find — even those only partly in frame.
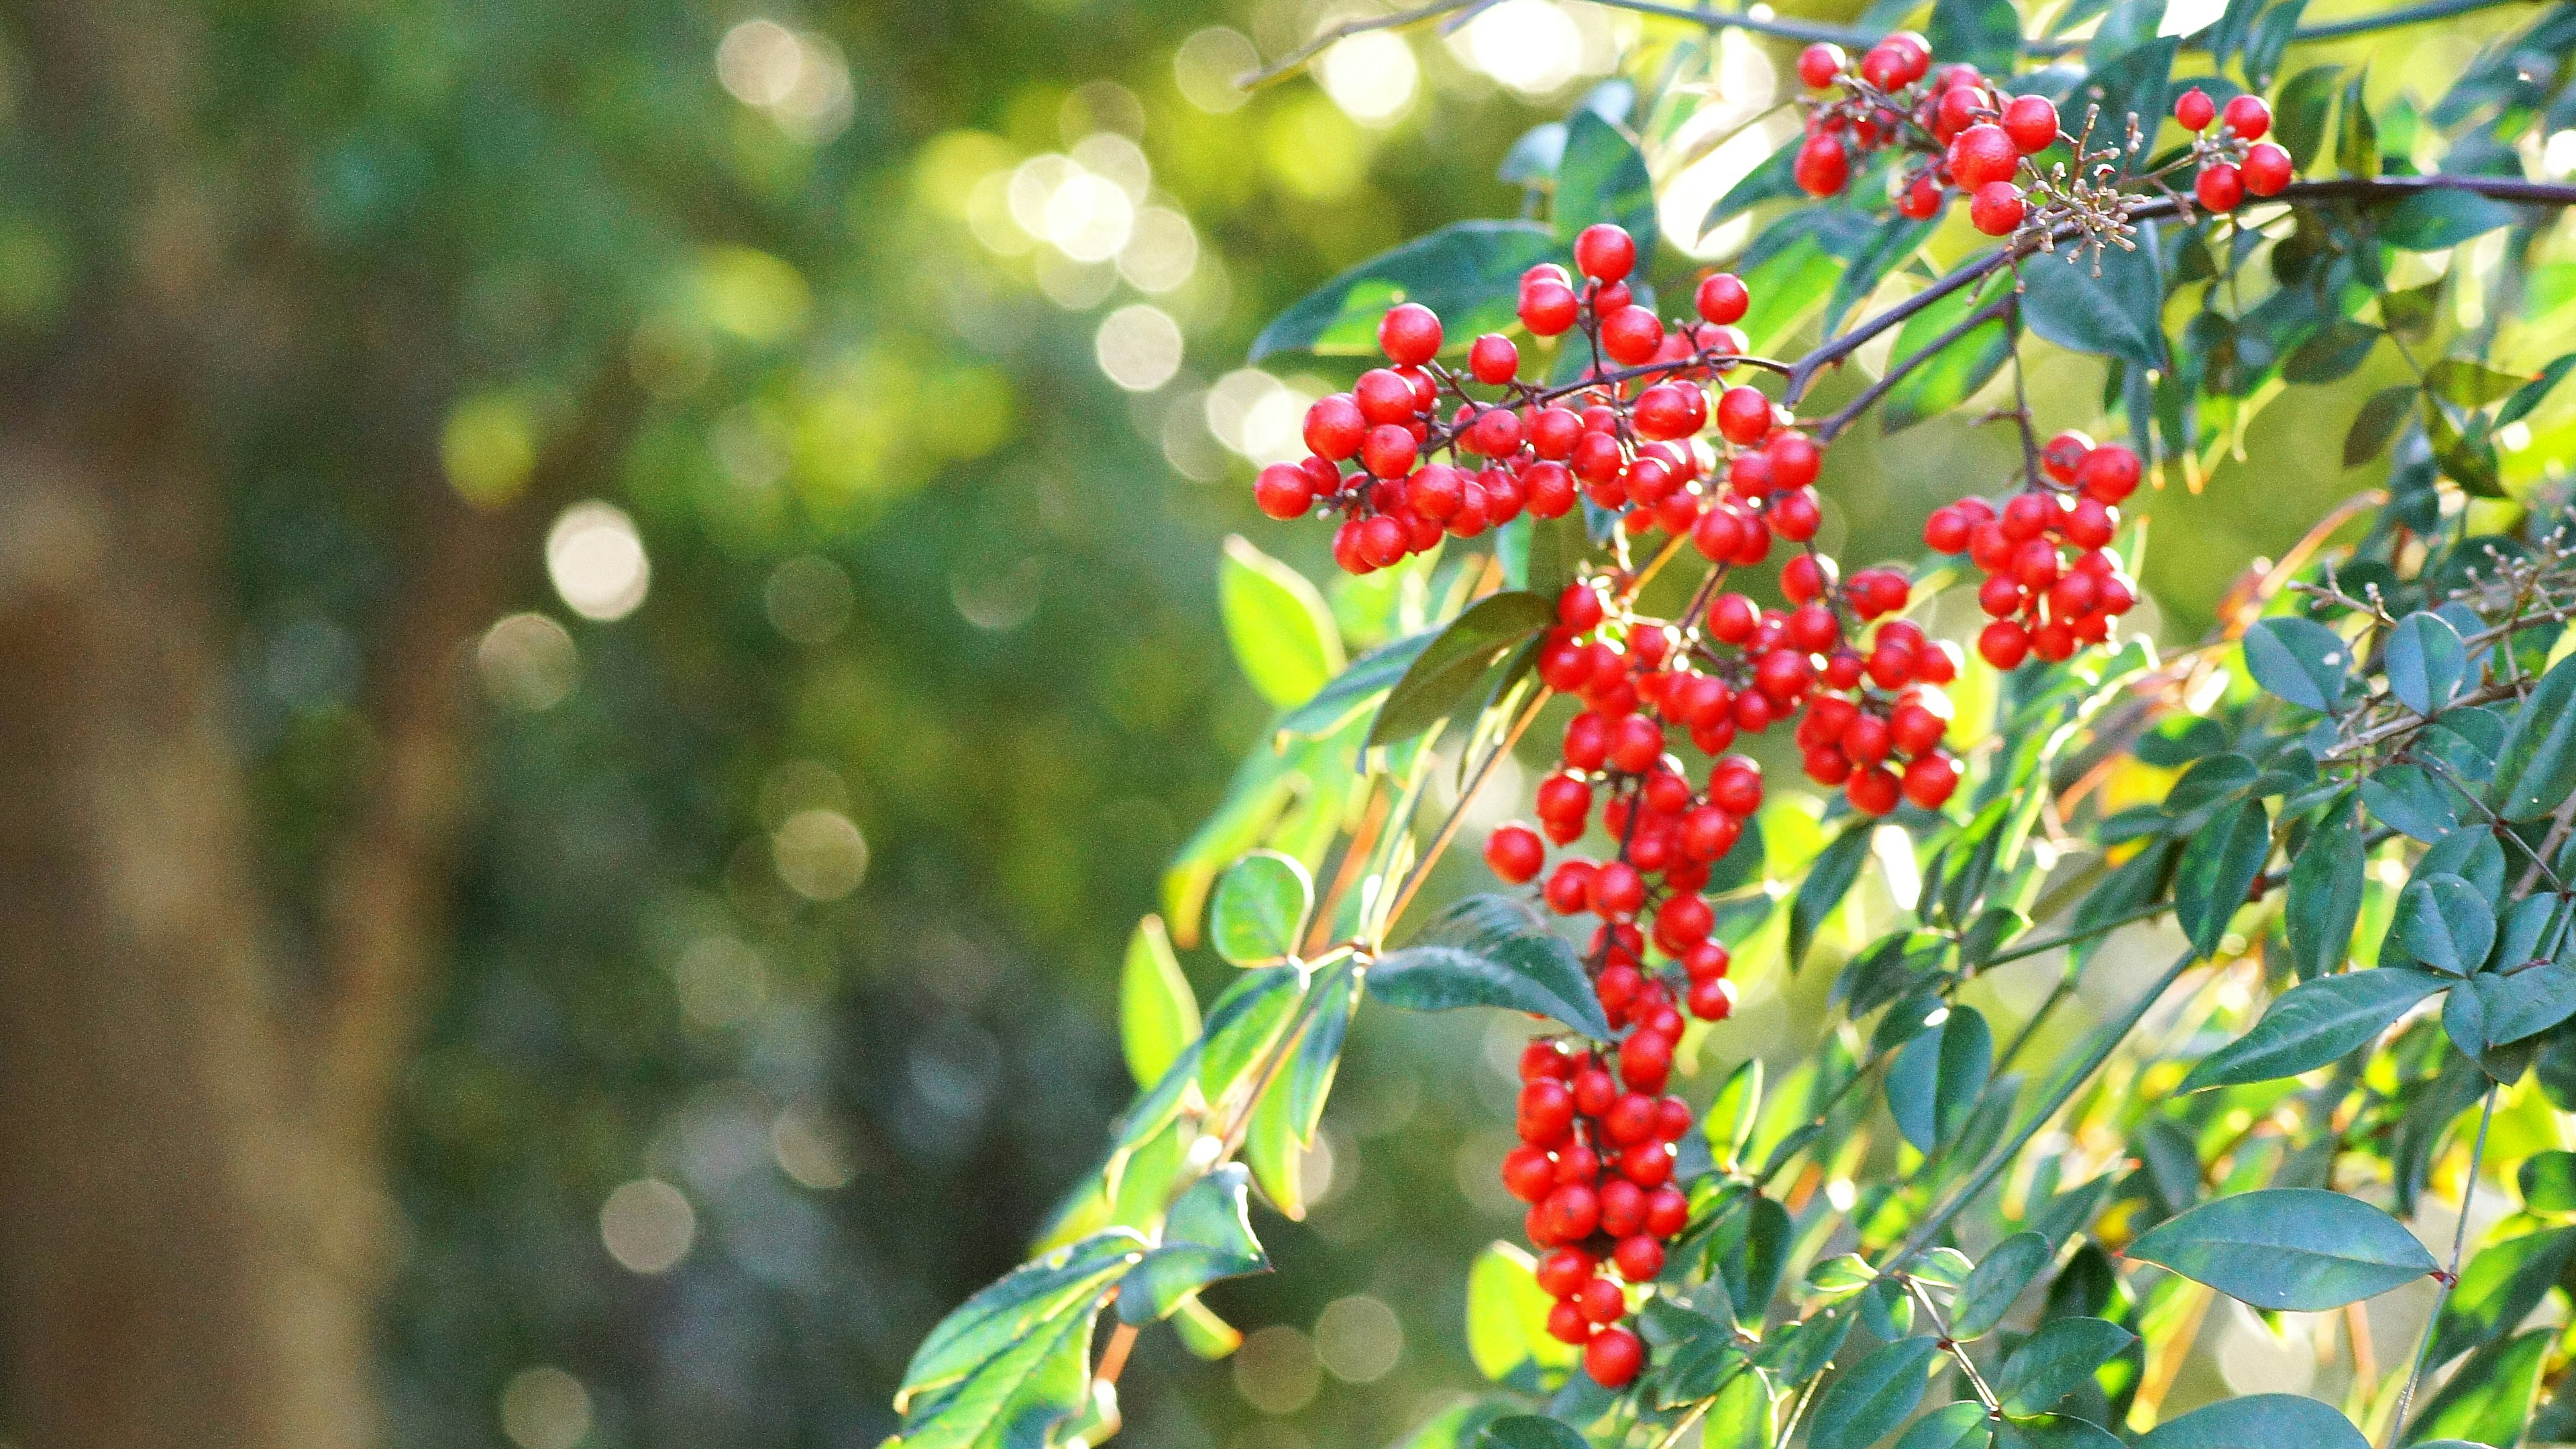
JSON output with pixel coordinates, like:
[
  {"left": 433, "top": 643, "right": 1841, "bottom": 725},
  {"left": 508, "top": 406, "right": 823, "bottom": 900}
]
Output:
[
  {"left": 1095, "top": 305, "right": 1183, "bottom": 392},
  {"left": 499, "top": 1366, "right": 592, "bottom": 1449},
  {"left": 764, "top": 555, "right": 853, "bottom": 643},
  {"left": 599, "top": 1178, "right": 696, "bottom": 1275},
  {"left": 772, "top": 808, "right": 868, "bottom": 900},
  {"left": 1318, "top": 33, "right": 1417, "bottom": 126},
  {"left": 1232, "top": 1325, "right": 1321, "bottom": 1413},
  {"left": 441, "top": 392, "right": 537, "bottom": 508},
  {"left": 771, "top": 1103, "right": 858, "bottom": 1189},
  {"left": 545, "top": 502, "right": 650, "bottom": 623},
  {"left": 1174, "top": 28, "right": 1257, "bottom": 113},
  {"left": 476, "top": 612, "right": 580, "bottom": 712},
  {"left": 1316, "top": 1295, "right": 1403, "bottom": 1383}
]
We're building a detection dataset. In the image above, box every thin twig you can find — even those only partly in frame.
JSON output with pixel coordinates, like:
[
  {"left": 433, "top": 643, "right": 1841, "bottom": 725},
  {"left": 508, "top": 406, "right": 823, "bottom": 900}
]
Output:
[{"left": 2386, "top": 1084, "right": 2498, "bottom": 1446}]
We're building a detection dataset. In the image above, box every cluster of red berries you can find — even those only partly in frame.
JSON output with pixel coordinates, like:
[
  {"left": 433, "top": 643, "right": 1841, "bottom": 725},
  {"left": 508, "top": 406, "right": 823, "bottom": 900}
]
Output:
[
  {"left": 1923, "top": 432, "right": 2144, "bottom": 668},
  {"left": 2174, "top": 88, "right": 2292, "bottom": 212},
  {"left": 1790, "top": 39, "right": 2062, "bottom": 237},
  {"left": 1497, "top": 1033, "right": 1697, "bottom": 1388},
  {"left": 1251, "top": 224, "right": 1762, "bottom": 574}
]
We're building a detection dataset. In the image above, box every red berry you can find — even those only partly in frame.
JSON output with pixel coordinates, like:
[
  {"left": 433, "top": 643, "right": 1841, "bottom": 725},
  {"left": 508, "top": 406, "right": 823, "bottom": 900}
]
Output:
[
  {"left": 1574, "top": 223, "right": 1637, "bottom": 283},
  {"left": 1585, "top": 1326, "right": 1644, "bottom": 1387},
  {"left": 1653, "top": 893, "right": 1713, "bottom": 953},
  {"left": 1354, "top": 368, "right": 1415, "bottom": 425},
  {"left": 2196, "top": 162, "right": 2245, "bottom": 213},
  {"left": 1707, "top": 592, "right": 1759, "bottom": 643},
  {"left": 1538, "top": 1183, "right": 1601, "bottom": 1242},
  {"left": 2041, "top": 430, "right": 2094, "bottom": 482},
  {"left": 1502, "top": 1143, "right": 1558, "bottom": 1201},
  {"left": 1544, "top": 860, "right": 1595, "bottom": 914},
  {"left": 1468, "top": 333, "right": 1520, "bottom": 385},
  {"left": 1847, "top": 766, "right": 1900, "bottom": 816},
  {"left": 2222, "top": 93, "right": 2271, "bottom": 140},
  {"left": 1978, "top": 619, "right": 2030, "bottom": 669},
  {"left": 2243, "top": 141, "right": 2292, "bottom": 197},
  {"left": 1947, "top": 123, "right": 2020, "bottom": 188},
  {"left": 1633, "top": 382, "right": 1707, "bottom": 440},
  {"left": 1696, "top": 272, "right": 1750, "bottom": 325},
  {"left": 1599, "top": 305, "right": 1665, "bottom": 366},
  {"left": 1715, "top": 385, "right": 1774, "bottom": 445},
  {"left": 1896, "top": 171, "right": 1944, "bottom": 219},
  {"left": 1771, "top": 489, "right": 1821, "bottom": 542},
  {"left": 1617, "top": 1032, "right": 1673, "bottom": 1094},
  {"left": 1935, "top": 84, "right": 1985, "bottom": 142},
  {"left": 1766, "top": 431, "right": 1821, "bottom": 489},
  {"left": 1523, "top": 462, "right": 1576, "bottom": 517},
  {"left": 1486, "top": 824, "right": 1546, "bottom": 883},
  {"left": 1536, "top": 1248, "right": 1597, "bottom": 1298},
  {"left": 1518, "top": 1079, "right": 1576, "bottom": 1144},
  {"left": 2002, "top": 95, "right": 2059, "bottom": 154},
  {"left": 1796, "top": 42, "right": 1844, "bottom": 88},
  {"left": 1575, "top": 1275, "right": 1627, "bottom": 1324},
  {"left": 2175, "top": 87, "right": 2216, "bottom": 131},
  {"left": 1968, "top": 181, "right": 2025, "bottom": 236},
  {"left": 1520, "top": 280, "right": 1580, "bottom": 335},
  {"left": 1379, "top": 302, "right": 1443, "bottom": 365},
  {"left": 1794, "top": 133, "right": 1849, "bottom": 197},
  {"left": 1253, "top": 463, "right": 1315, "bottom": 519},
  {"left": 1358, "top": 514, "right": 1409, "bottom": 568},
  {"left": 1466, "top": 407, "right": 1523, "bottom": 457},
  {"left": 1923, "top": 505, "right": 1972, "bottom": 553},
  {"left": 1616, "top": 1138, "right": 1674, "bottom": 1186},
  {"left": 1304, "top": 394, "right": 1365, "bottom": 460},
  {"left": 1608, "top": 714, "right": 1664, "bottom": 773},
  {"left": 1613, "top": 1234, "right": 1666, "bottom": 1283},
  {"left": 1548, "top": 1299, "right": 1594, "bottom": 1344},
  {"left": 1687, "top": 975, "right": 1736, "bottom": 1021},
  {"left": 1645, "top": 1185, "right": 1690, "bottom": 1236},
  {"left": 1572, "top": 1067, "right": 1617, "bottom": 1117}
]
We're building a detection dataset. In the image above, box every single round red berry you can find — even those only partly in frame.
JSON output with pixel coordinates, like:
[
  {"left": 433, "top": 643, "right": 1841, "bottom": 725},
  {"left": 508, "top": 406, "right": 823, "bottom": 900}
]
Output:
[
  {"left": 2243, "top": 140, "right": 2292, "bottom": 197},
  {"left": 1575, "top": 1275, "right": 1627, "bottom": 1324},
  {"left": 1969, "top": 181, "right": 2025, "bottom": 236},
  {"left": 1379, "top": 302, "right": 1442, "bottom": 365},
  {"left": 1546, "top": 1299, "right": 1593, "bottom": 1344},
  {"left": 1536, "top": 1247, "right": 1597, "bottom": 1298},
  {"left": 1574, "top": 223, "right": 1637, "bottom": 283},
  {"left": 1796, "top": 42, "right": 1844, "bottom": 88},
  {"left": 2222, "top": 93, "right": 2271, "bottom": 140},
  {"left": 1847, "top": 765, "right": 1900, "bottom": 816},
  {"left": 2002, "top": 94, "right": 2058, "bottom": 154},
  {"left": 1696, "top": 272, "right": 1750, "bottom": 326},
  {"left": 1486, "top": 824, "right": 1546, "bottom": 883},
  {"left": 1502, "top": 1143, "right": 1557, "bottom": 1201},
  {"left": 1468, "top": 332, "right": 1520, "bottom": 385},
  {"left": 2041, "top": 430, "right": 2094, "bottom": 482},
  {"left": 2174, "top": 87, "right": 2216, "bottom": 131},
  {"left": 1947, "top": 123, "right": 2020, "bottom": 188},
  {"left": 1585, "top": 1326, "right": 1644, "bottom": 1387},
  {"left": 1305, "top": 394, "right": 1366, "bottom": 460},
  {"left": 1687, "top": 975, "right": 1735, "bottom": 1021},
  {"left": 1896, "top": 170, "right": 1944, "bottom": 219},
  {"left": 2196, "top": 162, "right": 2245, "bottom": 213},
  {"left": 1600, "top": 305, "right": 1665, "bottom": 367},
  {"left": 1357, "top": 513, "right": 1409, "bottom": 568},
  {"left": 1253, "top": 463, "right": 1315, "bottom": 519},
  {"left": 1715, "top": 385, "right": 1774, "bottom": 445},
  {"left": 1520, "top": 280, "right": 1580, "bottom": 336},
  {"left": 1978, "top": 619, "right": 2031, "bottom": 669},
  {"left": 1613, "top": 1234, "right": 1666, "bottom": 1283},
  {"left": 1794, "top": 133, "right": 1849, "bottom": 197}
]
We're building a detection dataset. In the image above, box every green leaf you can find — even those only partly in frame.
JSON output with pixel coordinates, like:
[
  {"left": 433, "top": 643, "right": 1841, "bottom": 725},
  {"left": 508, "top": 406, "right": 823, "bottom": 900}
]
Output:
[
  {"left": 1370, "top": 591, "right": 1555, "bottom": 748},
  {"left": 1116, "top": 1165, "right": 1270, "bottom": 1323},
  {"left": 1705, "top": 1059, "right": 1764, "bottom": 1170},
  {"left": 2524, "top": 1150, "right": 2576, "bottom": 1211},
  {"left": 1198, "top": 967, "right": 1305, "bottom": 1104},
  {"left": 1276, "top": 629, "right": 1433, "bottom": 741},
  {"left": 2385, "top": 613, "right": 2467, "bottom": 718},
  {"left": 1995, "top": 1412, "right": 2125, "bottom": 1449},
  {"left": 1998, "top": 1317, "right": 2135, "bottom": 1417},
  {"left": 2273, "top": 65, "right": 2341, "bottom": 170},
  {"left": 1894, "top": 1401, "right": 1993, "bottom": 1449},
  {"left": 1477, "top": 1415, "right": 1589, "bottom": 1449},
  {"left": 2489, "top": 653, "right": 2576, "bottom": 820},
  {"left": 2403, "top": 1327, "right": 2550, "bottom": 1447},
  {"left": 1807, "top": 1336, "right": 1940, "bottom": 1449},
  {"left": 1371, "top": 893, "right": 1611, "bottom": 1038},
  {"left": 1882, "top": 283, "right": 2014, "bottom": 432},
  {"left": 1888, "top": 1006, "right": 1992, "bottom": 1151},
  {"left": 1790, "top": 822, "right": 1874, "bottom": 970},
  {"left": 2183, "top": 967, "right": 2446, "bottom": 1091},
  {"left": 2165, "top": 751, "right": 2259, "bottom": 821},
  {"left": 894, "top": 1228, "right": 1145, "bottom": 1413},
  {"left": 1252, "top": 220, "right": 1560, "bottom": 359},
  {"left": 1953, "top": 1231, "right": 2053, "bottom": 1340},
  {"left": 2471, "top": 961, "right": 2576, "bottom": 1043},
  {"left": 1931, "top": 0, "right": 2022, "bottom": 72},
  {"left": 2019, "top": 229, "right": 2167, "bottom": 371},
  {"left": 2432, "top": 1227, "right": 2576, "bottom": 1364},
  {"left": 2498, "top": 352, "right": 2576, "bottom": 427},
  {"left": 893, "top": 1299, "right": 1100, "bottom": 1449},
  {"left": 2174, "top": 798, "right": 2271, "bottom": 958},
  {"left": 2125, "top": 1187, "right": 2439, "bottom": 1309},
  {"left": 2424, "top": 396, "right": 2505, "bottom": 497},
  {"left": 1553, "top": 111, "right": 1655, "bottom": 269},
  {"left": 2345, "top": 384, "right": 2418, "bottom": 467},
  {"left": 2425, "top": 358, "right": 2534, "bottom": 410},
  {"left": 1220, "top": 536, "right": 1343, "bottom": 709},
  {"left": 2286, "top": 794, "right": 2367, "bottom": 980},
  {"left": 1466, "top": 1244, "right": 1577, "bottom": 1387},
  {"left": 2284, "top": 318, "right": 2381, "bottom": 383},
  {"left": 2337, "top": 68, "right": 2377, "bottom": 177},
  {"left": 2137, "top": 1393, "right": 2369, "bottom": 1449},
  {"left": 1210, "top": 851, "right": 1313, "bottom": 966},
  {"left": 2396, "top": 873, "right": 2496, "bottom": 976},
  {"left": 2242, "top": 616, "right": 2351, "bottom": 711},
  {"left": 2359, "top": 764, "right": 2461, "bottom": 843},
  {"left": 2382, "top": 189, "right": 2518, "bottom": 252},
  {"left": 1120, "top": 916, "right": 1199, "bottom": 1086},
  {"left": 1702, "top": 135, "right": 1802, "bottom": 233}
]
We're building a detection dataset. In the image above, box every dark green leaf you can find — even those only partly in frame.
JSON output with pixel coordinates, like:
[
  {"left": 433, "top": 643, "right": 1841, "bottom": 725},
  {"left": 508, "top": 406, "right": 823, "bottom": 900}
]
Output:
[
  {"left": 1497, "top": 122, "right": 1566, "bottom": 186},
  {"left": 1116, "top": 1166, "right": 1271, "bottom": 1323},
  {"left": 2019, "top": 229, "right": 2167, "bottom": 370},
  {"left": 1953, "top": 1231, "right": 2053, "bottom": 1340},
  {"left": 1705, "top": 1059, "right": 1763, "bottom": 1170},
  {"left": 1554, "top": 111, "right": 1656, "bottom": 270},
  {"left": 1790, "top": 822, "right": 1875, "bottom": 970},
  {"left": 2533, "top": 1150, "right": 2576, "bottom": 1212},
  {"left": 2488, "top": 653, "right": 2576, "bottom": 820},
  {"left": 2180, "top": 967, "right": 2447, "bottom": 1091},
  {"left": 2359, "top": 764, "right": 2461, "bottom": 843},
  {"left": 1252, "top": 221, "right": 1558, "bottom": 359},
  {"left": 2381, "top": 280, "right": 2443, "bottom": 343},
  {"left": 1894, "top": 1401, "right": 1991, "bottom": 1449},
  {"left": 2382, "top": 189, "right": 2518, "bottom": 252},
  {"left": 1210, "top": 851, "right": 1313, "bottom": 967},
  {"left": 2125, "top": 1187, "right": 2438, "bottom": 1309},
  {"left": 1998, "top": 1317, "right": 2135, "bottom": 1417},
  {"left": 2283, "top": 319, "right": 2381, "bottom": 384},
  {"left": 2345, "top": 384, "right": 2419, "bottom": 467},
  {"left": 1370, "top": 591, "right": 1556, "bottom": 747},
  {"left": 2137, "top": 1393, "right": 2369, "bottom": 1448},
  {"left": 2174, "top": 798, "right": 2271, "bottom": 958},
  {"left": 1371, "top": 893, "right": 1610, "bottom": 1038},
  {"left": 2286, "top": 794, "right": 2367, "bottom": 980},
  {"left": 1277, "top": 630, "right": 1435, "bottom": 741},
  {"left": 1887, "top": 1006, "right": 1993, "bottom": 1152},
  {"left": 1996, "top": 1413, "right": 2125, "bottom": 1449},
  {"left": 1931, "top": 0, "right": 2022, "bottom": 73},
  {"left": 2473, "top": 961, "right": 2576, "bottom": 1042},
  {"left": 2498, "top": 353, "right": 2576, "bottom": 427},
  {"left": 2274, "top": 66, "right": 2341, "bottom": 170},
  {"left": 2396, "top": 873, "right": 2496, "bottom": 976},
  {"left": 2387, "top": 612, "right": 2469, "bottom": 714},
  {"left": 1807, "top": 1335, "right": 1940, "bottom": 1449},
  {"left": 2242, "top": 616, "right": 2351, "bottom": 710},
  {"left": 2165, "top": 752, "right": 2258, "bottom": 820},
  {"left": 1477, "top": 1415, "right": 1590, "bottom": 1449},
  {"left": 1883, "top": 283, "right": 2015, "bottom": 432}
]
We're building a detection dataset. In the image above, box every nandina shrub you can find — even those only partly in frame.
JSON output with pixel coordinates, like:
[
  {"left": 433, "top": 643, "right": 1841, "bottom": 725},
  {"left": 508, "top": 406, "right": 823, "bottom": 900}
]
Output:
[{"left": 888, "top": 6, "right": 2576, "bottom": 1448}]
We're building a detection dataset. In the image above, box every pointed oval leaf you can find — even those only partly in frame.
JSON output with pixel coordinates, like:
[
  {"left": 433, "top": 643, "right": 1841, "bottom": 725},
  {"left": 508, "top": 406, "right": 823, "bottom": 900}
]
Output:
[
  {"left": 2136, "top": 1393, "right": 2368, "bottom": 1449},
  {"left": 2359, "top": 763, "right": 2462, "bottom": 843},
  {"left": 1121, "top": 915, "right": 1199, "bottom": 1086},
  {"left": 1370, "top": 893, "right": 1611, "bottom": 1038},
  {"left": 1116, "top": 1165, "right": 1271, "bottom": 1324},
  {"left": 2020, "top": 232, "right": 2167, "bottom": 370},
  {"left": 1951, "top": 1231, "right": 2054, "bottom": 1340},
  {"left": 2174, "top": 798, "right": 2271, "bottom": 957},
  {"left": 1466, "top": 1245, "right": 1576, "bottom": 1385},
  {"left": 1998, "top": 1316, "right": 2135, "bottom": 1417},
  {"left": 2387, "top": 611, "right": 2469, "bottom": 715},
  {"left": 1477, "top": 1416, "right": 1589, "bottom": 1449},
  {"left": 2125, "top": 1187, "right": 2438, "bottom": 1309},
  {"left": 1807, "top": 1335, "right": 1941, "bottom": 1449},
  {"left": 2179, "top": 967, "right": 2448, "bottom": 1091},
  {"left": 2396, "top": 873, "right": 2496, "bottom": 977},
  {"left": 1553, "top": 111, "right": 1656, "bottom": 267},
  {"left": 1253, "top": 220, "right": 1559, "bottom": 359},
  {"left": 2286, "top": 794, "right": 2366, "bottom": 979},
  {"left": 1220, "top": 537, "right": 1343, "bottom": 709},
  {"left": 1894, "top": 1401, "right": 1992, "bottom": 1449},
  {"left": 1210, "top": 851, "right": 1314, "bottom": 966},
  {"left": 2243, "top": 616, "right": 2351, "bottom": 711},
  {"left": 2489, "top": 653, "right": 2576, "bottom": 820},
  {"left": 1370, "top": 590, "right": 1555, "bottom": 747}
]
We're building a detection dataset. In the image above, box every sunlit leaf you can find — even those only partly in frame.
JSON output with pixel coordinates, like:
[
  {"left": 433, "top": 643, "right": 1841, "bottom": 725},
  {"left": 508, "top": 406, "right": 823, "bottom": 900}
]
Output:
[
  {"left": 1370, "top": 590, "right": 1555, "bottom": 747},
  {"left": 1210, "top": 851, "right": 1313, "bottom": 966},
  {"left": 1252, "top": 221, "right": 1559, "bottom": 359},
  {"left": 2126, "top": 1187, "right": 2438, "bottom": 1309},
  {"left": 1370, "top": 893, "right": 1611, "bottom": 1038},
  {"left": 2137, "top": 1393, "right": 2368, "bottom": 1449},
  {"left": 1120, "top": 915, "right": 1199, "bottom": 1086}
]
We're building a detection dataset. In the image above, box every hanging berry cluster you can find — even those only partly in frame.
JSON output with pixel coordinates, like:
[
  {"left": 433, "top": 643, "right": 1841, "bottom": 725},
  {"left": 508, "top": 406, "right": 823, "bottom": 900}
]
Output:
[{"left": 1923, "top": 430, "right": 2143, "bottom": 669}]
